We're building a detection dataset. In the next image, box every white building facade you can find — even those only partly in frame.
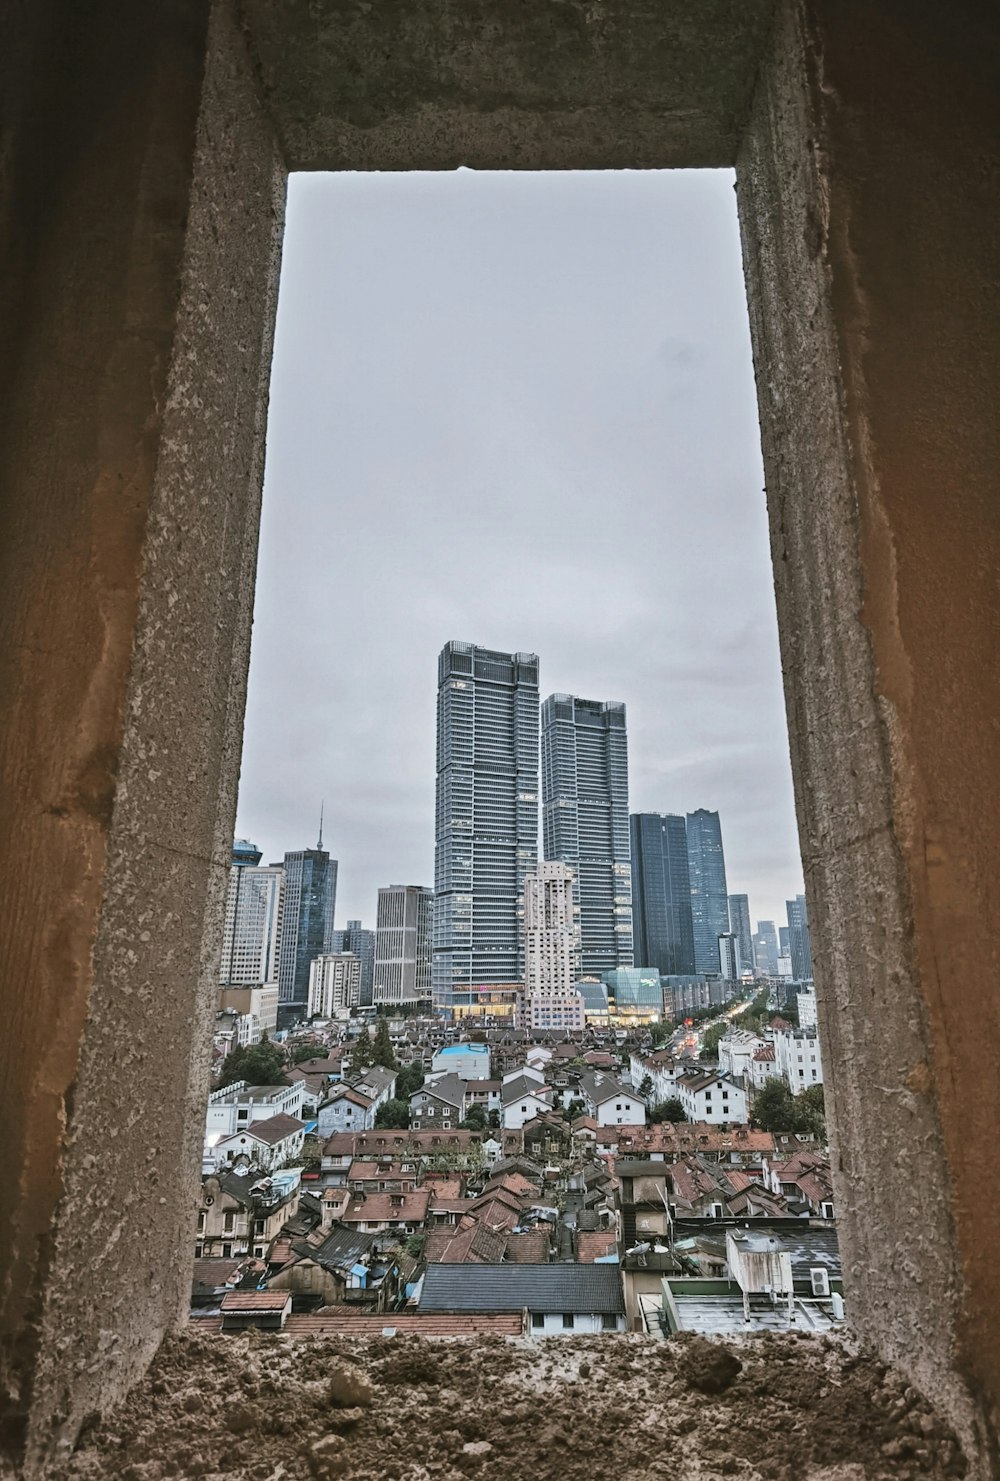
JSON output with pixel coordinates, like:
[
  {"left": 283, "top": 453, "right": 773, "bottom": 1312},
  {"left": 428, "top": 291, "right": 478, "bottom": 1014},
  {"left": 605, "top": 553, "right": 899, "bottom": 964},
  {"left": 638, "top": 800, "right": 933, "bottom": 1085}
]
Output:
[
  {"left": 308, "top": 952, "right": 362, "bottom": 1018},
  {"left": 219, "top": 863, "right": 284, "bottom": 987},
  {"left": 373, "top": 885, "right": 434, "bottom": 1005},
  {"left": 773, "top": 1026, "right": 824, "bottom": 1089}
]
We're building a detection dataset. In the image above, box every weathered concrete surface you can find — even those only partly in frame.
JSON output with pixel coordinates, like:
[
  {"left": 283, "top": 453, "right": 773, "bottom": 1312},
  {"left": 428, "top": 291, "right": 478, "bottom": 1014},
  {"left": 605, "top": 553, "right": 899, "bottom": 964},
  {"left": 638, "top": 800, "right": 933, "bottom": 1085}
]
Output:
[
  {"left": 242, "top": 0, "right": 775, "bottom": 170},
  {"left": 0, "top": 1, "right": 285, "bottom": 1473},
  {"left": 737, "top": 2, "right": 999, "bottom": 1473}
]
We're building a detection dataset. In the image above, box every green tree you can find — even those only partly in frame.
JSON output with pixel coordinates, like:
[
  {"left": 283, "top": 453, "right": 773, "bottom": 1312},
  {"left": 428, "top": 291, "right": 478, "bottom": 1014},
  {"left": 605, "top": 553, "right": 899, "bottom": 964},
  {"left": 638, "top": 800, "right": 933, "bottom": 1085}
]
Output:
[
  {"left": 563, "top": 1097, "right": 587, "bottom": 1124},
  {"left": 750, "top": 1078, "right": 798, "bottom": 1132},
  {"left": 487, "top": 1109, "right": 501, "bottom": 1129},
  {"left": 650, "top": 1097, "right": 687, "bottom": 1124},
  {"left": 289, "top": 1038, "right": 324, "bottom": 1065},
  {"left": 796, "top": 1083, "right": 826, "bottom": 1139},
  {"left": 217, "top": 1033, "right": 288, "bottom": 1089},
  {"left": 374, "top": 1097, "right": 410, "bottom": 1129},
  {"left": 638, "top": 1075, "right": 654, "bottom": 1102},
  {"left": 395, "top": 1062, "right": 425, "bottom": 1098},
  {"left": 371, "top": 1017, "right": 398, "bottom": 1071},
  {"left": 351, "top": 1027, "right": 375, "bottom": 1071},
  {"left": 700, "top": 1022, "right": 728, "bottom": 1060},
  {"left": 460, "top": 1103, "right": 488, "bottom": 1131}
]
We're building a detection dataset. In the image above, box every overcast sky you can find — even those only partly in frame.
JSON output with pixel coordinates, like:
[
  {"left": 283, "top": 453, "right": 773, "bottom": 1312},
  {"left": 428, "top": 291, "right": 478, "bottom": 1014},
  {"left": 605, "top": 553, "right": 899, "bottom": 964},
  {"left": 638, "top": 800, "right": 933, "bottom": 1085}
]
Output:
[{"left": 235, "top": 168, "right": 803, "bottom": 932}]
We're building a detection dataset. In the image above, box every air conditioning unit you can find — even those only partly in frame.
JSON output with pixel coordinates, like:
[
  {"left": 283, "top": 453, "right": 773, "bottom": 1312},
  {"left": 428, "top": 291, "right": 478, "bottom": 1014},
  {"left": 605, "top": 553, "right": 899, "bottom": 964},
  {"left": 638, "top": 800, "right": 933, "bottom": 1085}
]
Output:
[{"left": 810, "top": 1266, "right": 831, "bottom": 1297}]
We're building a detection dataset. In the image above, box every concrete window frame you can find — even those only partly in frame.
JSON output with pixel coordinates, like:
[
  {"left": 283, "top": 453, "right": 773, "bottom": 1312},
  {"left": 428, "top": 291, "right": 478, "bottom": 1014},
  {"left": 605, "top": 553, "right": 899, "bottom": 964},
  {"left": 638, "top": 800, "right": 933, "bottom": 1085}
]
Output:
[{"left": 1, "top": 1, "right": 997, "bottom": 1477}]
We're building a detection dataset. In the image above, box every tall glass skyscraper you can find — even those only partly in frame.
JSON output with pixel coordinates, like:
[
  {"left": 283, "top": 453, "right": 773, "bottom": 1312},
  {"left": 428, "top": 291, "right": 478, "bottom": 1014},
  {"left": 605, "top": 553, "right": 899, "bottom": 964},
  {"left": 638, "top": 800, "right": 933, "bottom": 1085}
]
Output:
[
  {"left": 542, "top": 694, "right": 632, "bottom": 976},
  {"left": 786, "top": 893, "right": 814, "bottom": 981},
  {"left": 433, "top": 642, "right": 539, "bottom": 1013},
  {"left": 727, "top": 893, "right": 754, "bottom": 974},
  {"left": 276, "top": 841, "right": 337, "bottom": 1005},
  {"left": 629, "top": 812, "right": 696, "bottom": 975},
  {"left": 686, "top": 809, "right": 730, "bottom": 974}
]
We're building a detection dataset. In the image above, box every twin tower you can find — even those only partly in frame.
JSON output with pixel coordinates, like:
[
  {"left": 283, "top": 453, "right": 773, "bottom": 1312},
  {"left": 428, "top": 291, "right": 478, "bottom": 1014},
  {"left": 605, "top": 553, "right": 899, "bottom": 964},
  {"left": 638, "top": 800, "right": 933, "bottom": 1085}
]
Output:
[{"left": 433, "top": 640, "right": 631, "bottom": 1014}]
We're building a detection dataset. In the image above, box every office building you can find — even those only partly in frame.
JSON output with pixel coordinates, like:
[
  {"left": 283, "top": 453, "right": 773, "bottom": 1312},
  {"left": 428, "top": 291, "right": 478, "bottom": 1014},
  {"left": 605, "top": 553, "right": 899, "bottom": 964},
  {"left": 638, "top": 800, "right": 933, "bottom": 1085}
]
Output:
[
  {"left": 307, "top": 952, "right": 362, "bottom": 1018},
  {"left": 433, "top": 642, "right": 539, "bottom": 1013},
  {"left": 779, "top": 924, "right": 790, "bottom": 957},
  {"left": 727, "top": 894, "right": 754, "bottom": 974},
  {"left": 630, "top": 812, "right": 696, "bottom": 975},
  {"left": 602, "top": 966, "right": 662, "bottom": 1023},
  {"left": 718, "top": 931, "right": 741, "bottom": 982},
  {"left": 542, "top": 693, "right": 632, "bottom": 977},
  {"left": 686, "top": 809, "right": 730, "bottom": 974},
  {"left": 219, "top": 851, "right": 283, "bottom": 989},
  {"left": 522, "top": 862, "right": 584, "bottom": 1031},
  {"left": 786, "top": 893, "right": 814, "bottom": 981},
  {"left": 231, "top": 838, "right": 262, "bottom": 867},
  {"left": 276, "top": 828, "right": 338, "bottom": 1005},
  {"left": 330, "top": 919, "right": 375, "bottom": 1005},
  {"left": 753, "top": 919, "right": 780, "bottom": 976},
  {"left": 373, "top": 885, "right": 434, "bottom": 1005}
]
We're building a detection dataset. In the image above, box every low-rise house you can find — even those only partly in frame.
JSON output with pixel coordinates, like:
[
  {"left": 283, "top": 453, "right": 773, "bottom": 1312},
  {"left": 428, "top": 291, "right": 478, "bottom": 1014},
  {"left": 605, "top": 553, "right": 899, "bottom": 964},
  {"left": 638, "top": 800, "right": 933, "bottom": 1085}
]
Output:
[
  {"left": 220, "top": 1290, "right": 291, "bottom": 1332},
  {"left": 615, "top": 1122, "right": 775, "bottom": 1165},
  {"left": 674, "top": 1070, "right": 749, "bottom": 1125},
  {"left": 578, "top": 1071, "right": 648, "bottom": 1127},
  {"left": 501, "top": 1075, "right": 553, "bottom": 1129},
  {"left": 717, "top": 1030, "right": 767, "bottom": 1085},
  {"left": 206, "top": 1080, "right": 306, "bottom": 1140},
  {"left": 418, "top": 1263, "right": 627, "bottom": 1334},
  {"left": 749, "top": 1042, "right": 780, "bottom": 1089},
  {"left": 267, "top": 1227, "right": 387, "bottom": 1308},
  {"left": 196, "top": 1169, "right": 300, "bottom": 1261},
  {"left": 410, "top": 1073, "right": 466, "bottom": 1128},
  {"left": 765, "top": 1149, "right": 835, "bottom": 1217},
  {"left": 628, "top": 1048, "right": 679, "bottom": 1105},
  {"left": 346, "top": 1158, "right": 419, "bottom": 1194},
  {"left": 773, "top": 1026, "right": 824, "bottom": 1089},
  {"left": 317, "top": 1084, "right": 380, "bottom": 1136},
  {"left": 521, "top": 1113, "right": 572, "bottom": 1163},
  {"left": 211, "top": 1112, "right": 306, "bottom": 1173},
  {"left": 340, "top": 1187, "right": 432, "bottom": 1234}
]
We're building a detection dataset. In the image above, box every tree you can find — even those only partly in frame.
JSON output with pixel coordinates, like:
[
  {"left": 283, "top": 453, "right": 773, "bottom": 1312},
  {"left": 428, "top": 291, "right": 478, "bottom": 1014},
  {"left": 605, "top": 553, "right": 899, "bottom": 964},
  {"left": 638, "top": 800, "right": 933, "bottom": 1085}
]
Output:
[
  {"left": 374, "top": 1098, "right": 410, "bottom": 1129},
  {"left": 797, "top": 1083, "right": 826, "bottom": 1139},
  {"left": 700, "top": 1023, "right": 728, "bottom": 1060},
  {"left": 395, "top": 1062, "right": 425, "bottom": 1099},
  {"left": 217, "top": 1033, "right": 288, "bottom": 1089},
  {"left": 563, "top": 1097, "right": 586, "bottom": 1124},
  {"left": 750, "top": 1078, "right": 798, "bottom": 1132},
  {"left": 638, "top": 1075, "right": 654, "bottom": 1102},
  {"left": 289, "top": 1038, "right": 324, "bottom": 1065},
  {"left": 460, "top": 1104, "right": 488, "bottom": 1131},
  {"left": 487, "top": 1109, "right": 501, "bottom": 1129},
  {"left": 371, "top": 1016, "right": 398, "bottom": 1071},
  {"left": 351, "top": 1027, "right": 375, "bottom": 1071},
  {"left": 650, "top": 1097, "right": 687, "bottom": 1124}
]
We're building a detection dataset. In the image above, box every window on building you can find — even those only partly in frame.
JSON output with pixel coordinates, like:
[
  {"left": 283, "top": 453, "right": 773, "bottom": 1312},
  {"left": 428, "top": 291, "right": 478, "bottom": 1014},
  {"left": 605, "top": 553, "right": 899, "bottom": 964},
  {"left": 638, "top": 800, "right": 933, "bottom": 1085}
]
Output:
[
  {"left": 562, "top": 1313, "right": 575, "bottom": 1329},
  {"left": 531, "top": 1313, "right": 544, "bottom": 1329},
  {"left": 601, "top": 1314, "right": 617, "bottom": 1331}
]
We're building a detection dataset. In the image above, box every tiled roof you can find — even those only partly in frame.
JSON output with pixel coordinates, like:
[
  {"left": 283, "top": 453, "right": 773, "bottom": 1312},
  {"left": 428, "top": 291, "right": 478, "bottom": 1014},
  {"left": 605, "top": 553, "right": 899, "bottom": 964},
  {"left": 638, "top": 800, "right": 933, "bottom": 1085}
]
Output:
[
  {"left": 229, "top": 1112, "right": 304, "bottom": 1145},
  {"left": 220, "top": 1291, "right": 290, "bottom": 1311},
  {"left": 281, "top": 1312, "right": 525, "bottom": 1337},
  {"left": 420, "top": 1262, "right": 625, "bottom": 1315},
  {"left": 575, "top": 1231, "right": 619, "bottom": 1263},
  {"left": 342, "top": 1189, "right": 431, "bottom": 1224},
  {"left": 504, "top": 1230, "right": 551, "bottom": 1263}
]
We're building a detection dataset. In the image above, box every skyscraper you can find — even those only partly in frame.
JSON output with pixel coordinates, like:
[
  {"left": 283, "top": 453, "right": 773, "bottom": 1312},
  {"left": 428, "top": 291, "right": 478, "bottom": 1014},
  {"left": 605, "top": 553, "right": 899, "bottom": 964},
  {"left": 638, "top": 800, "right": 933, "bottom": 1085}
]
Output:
[
  {"left": 542, "top": 694, "right": 632, "bottom": 976},
  {"left": 718, "top": 931, "right": 741, "bottom": 982},
  {"left": 330, "top": 919, "right": 375, "bottom": 1006},
  {"left": 727, "top": 894, "right": 754, "bottom": 974},
  {"left": 219, "top": 848, "right": 283, "bottom": 988},
  {"left": 753, "top": 920, "right": 780, "bottom": 976},
  {"left": 686, "top": 809, "right": 730, "bottom": 974},
  {"left": 373, "top": 885, "right": 434, "bottom": 1005},
  {"left": 307, "top": 952, "right": 361, "bottom": 1018},
  {"left": 433, "top": 642, "right": 539, "bottom": 1013},
  {"left": 522, "top": 862, "right": 584, "bottom": 1030},
  {"left": 630, "top": 812, "right": 696, "bottom": 975},
  {"left": 786, "top": 893, "right": 814, "bottom": 981},
  {"left": 276, "top": 822, "right": 338, "bottom": 1005}
]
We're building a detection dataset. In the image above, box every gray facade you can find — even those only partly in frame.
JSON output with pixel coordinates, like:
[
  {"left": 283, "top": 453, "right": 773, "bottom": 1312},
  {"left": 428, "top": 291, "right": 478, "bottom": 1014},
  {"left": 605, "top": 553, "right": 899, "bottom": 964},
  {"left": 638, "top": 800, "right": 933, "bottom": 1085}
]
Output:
[
  {"left": 727, "top": 893, "right": 754, "bottom": 974},
  {"left": 374, "top": 885, "right": 434, "bottom": 1005},
  {"left": 786, "top": 894, "right": 814, "bottom": 982},
  {"left": 630, "top": 812, "right": 696, "bottom": 976},
  {"left": 329, "top": 919, "right": 375, "bottom": 1006},
  {"left": 275, "top": 847, "right": 337, "bottom": 1004},
  {"left": 433, "top": 642, "right": 539, "bottom": 1013},
  {"left": 753, "top": 920, "right": 780, "bottom": 977},
  {"left": 685, "top": 809, "right": 730, "bottom": 975},
  {"left": 542, "top": 694, "right": 632, "bottom": 976}
]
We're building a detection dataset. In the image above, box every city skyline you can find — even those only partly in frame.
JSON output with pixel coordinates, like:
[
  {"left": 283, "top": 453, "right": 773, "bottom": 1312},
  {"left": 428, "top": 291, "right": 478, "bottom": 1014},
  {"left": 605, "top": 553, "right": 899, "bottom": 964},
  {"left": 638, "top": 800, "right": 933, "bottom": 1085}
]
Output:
[{"left": 234, "top": 169, "right": 803, "bottom": 927}]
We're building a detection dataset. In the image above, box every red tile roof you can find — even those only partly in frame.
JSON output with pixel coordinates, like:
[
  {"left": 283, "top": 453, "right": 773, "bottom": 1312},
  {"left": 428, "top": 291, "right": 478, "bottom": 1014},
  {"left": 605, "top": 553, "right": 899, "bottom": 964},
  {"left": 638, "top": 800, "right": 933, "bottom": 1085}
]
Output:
[
  {"left": 220, "top": 1291, "right": 290, "bottom": 1311},
  {"left": 575, "top": 1231, "right": 619, "bottom": 1263}
]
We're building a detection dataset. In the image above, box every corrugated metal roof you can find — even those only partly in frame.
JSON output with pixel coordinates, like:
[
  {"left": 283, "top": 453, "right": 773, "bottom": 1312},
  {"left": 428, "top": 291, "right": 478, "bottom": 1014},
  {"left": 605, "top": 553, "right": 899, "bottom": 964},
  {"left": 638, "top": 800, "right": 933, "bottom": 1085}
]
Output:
[{"left": 419, "top": 1262, "right": 625, "bottom": 1315}]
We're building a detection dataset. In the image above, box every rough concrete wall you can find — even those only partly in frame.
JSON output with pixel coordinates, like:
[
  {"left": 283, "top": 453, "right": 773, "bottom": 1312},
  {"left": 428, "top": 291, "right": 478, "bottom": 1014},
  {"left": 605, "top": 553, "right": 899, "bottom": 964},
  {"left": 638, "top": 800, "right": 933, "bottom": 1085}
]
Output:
[
  {"left": 737, "top": 2, "right": 999, "bottom": 1472},
  {"left": 241, "top": 0, "right": 774, "bottom": 170},
  {"left": 0, "top": 2, "right": 285, "bottom": 1473}
]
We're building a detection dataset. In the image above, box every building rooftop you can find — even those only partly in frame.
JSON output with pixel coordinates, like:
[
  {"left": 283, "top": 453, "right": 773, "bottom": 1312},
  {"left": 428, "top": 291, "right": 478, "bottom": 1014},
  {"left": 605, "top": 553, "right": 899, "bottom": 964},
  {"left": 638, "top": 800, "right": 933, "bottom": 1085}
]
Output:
[{"left": 419, "top": 1262, "right": 625, "bottom": 1315}]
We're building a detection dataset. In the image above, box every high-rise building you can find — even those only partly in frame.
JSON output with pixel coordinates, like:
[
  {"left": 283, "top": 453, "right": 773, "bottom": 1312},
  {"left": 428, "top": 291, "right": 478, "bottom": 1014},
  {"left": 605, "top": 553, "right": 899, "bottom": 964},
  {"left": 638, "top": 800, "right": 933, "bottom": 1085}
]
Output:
[
  {"left": 433, "top": 642, "right": 539, "bottom": 1013},
  {"left": 727, "top": 894, "right": 754, "bottom": 974},
  {"left": 232, "top": 838, "right": 263, "bottom": 868},
  {"left": 219, "top": 847, "right": 284, "bottom": 988},
  {"left": 307, "top": 952, "right": 361, "bottom": 1018},
  {"left": 276, "top": 826, "right": 338, "bottom": 1005},
  {"left": 786, "top": 893, "right": 814, "bottom": 981},
  {"left": 630, "top": 813, "right": 696, "bottom": 975},
  {"left": 718, "top": 931, "right": 741, "bottom": 982},
  {"left": 374, "top": 885, "right": 434, "bottom": 1005},
  {"left": 686, "top": 809, "right": 730, "bottom": 974},
  {"left": 753, "top": 920, "right": 780, "bottom": 976},
  {"left": 542, "top": 694, "right": 632, "bottom": 977},
  {"left": 522, "top": 862, "right": 584, "bottom": 1031},
  {"left": 779, "top": 924, "right": 790, "bottom": 957},
  {"left": 330, "top": 919, "right": 375, "bottom": 1006}
]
